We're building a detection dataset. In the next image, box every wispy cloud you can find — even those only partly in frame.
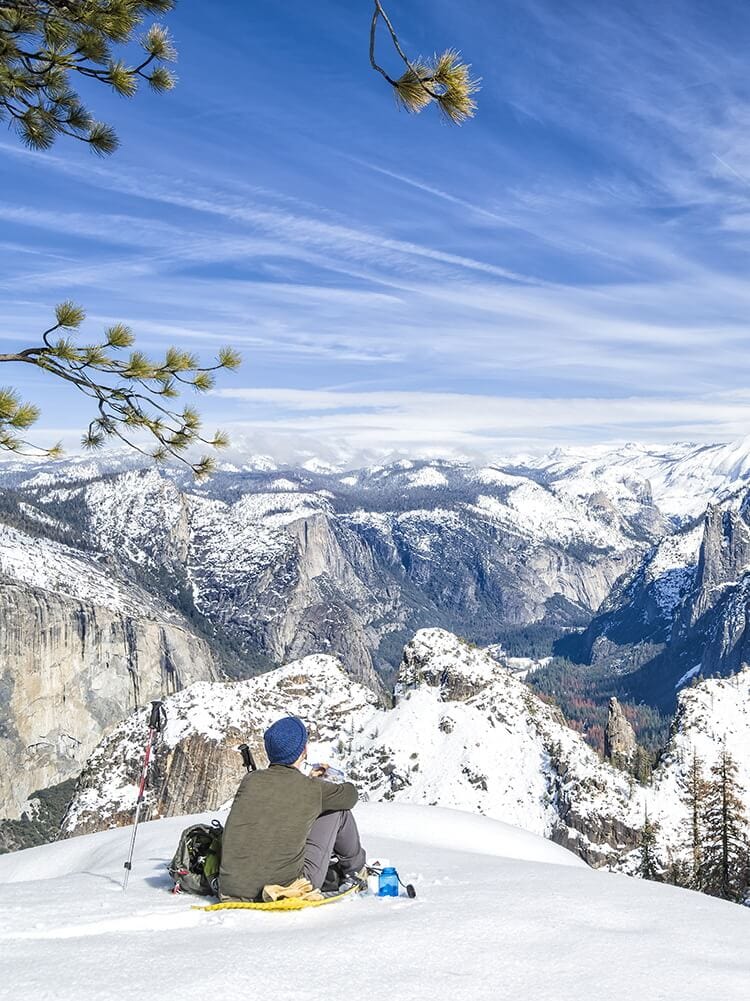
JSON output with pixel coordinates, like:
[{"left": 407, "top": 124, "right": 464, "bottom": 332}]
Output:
[{"left": 2, "top": 0, "right": 750, "bottom": 460}]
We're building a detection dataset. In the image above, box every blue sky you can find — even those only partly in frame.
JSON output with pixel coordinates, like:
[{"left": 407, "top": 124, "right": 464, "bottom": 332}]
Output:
[{"left": 3, "top": 0, "right": 750, "bottom": 464}]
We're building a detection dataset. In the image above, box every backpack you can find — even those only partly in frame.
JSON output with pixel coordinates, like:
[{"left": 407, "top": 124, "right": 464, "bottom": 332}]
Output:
[{"left": 168, "top": 820, "right": 223, "bottom": 896}]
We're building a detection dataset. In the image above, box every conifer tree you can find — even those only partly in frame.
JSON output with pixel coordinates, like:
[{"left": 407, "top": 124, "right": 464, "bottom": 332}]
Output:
[
  {"left": 702, "top": 748, "right": 750, "bottom": 902},
  {"left": 680, "top": 750, "right": 709, "bottom": 891},
  {"left": 632, "top": 744, "right": 653, "bottom": 784},
  {"left": 638, "top": 809, "right": 660, "bottom": 881}
]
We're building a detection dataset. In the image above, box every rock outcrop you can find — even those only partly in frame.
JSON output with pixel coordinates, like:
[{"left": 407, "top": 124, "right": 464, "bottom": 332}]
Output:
[
  {"left": 0, "top": 578, "right": 218, "bottom": 820},
  {"left": 604, "top": 697, "right": 637, "bottom": 764},
  {"left": 62, "top": 656, "right": 382, "bottom": 835},
  {"left": 60, "top": 629, "right": 750, "bottom": 878},
  {"left": 63, "top": 630, "right": 645, "bottom": 868}
]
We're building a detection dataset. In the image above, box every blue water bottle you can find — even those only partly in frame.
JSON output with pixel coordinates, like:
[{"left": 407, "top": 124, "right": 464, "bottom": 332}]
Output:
[{"left": 378, "top": 867, "right": 399, "bottom": 897}]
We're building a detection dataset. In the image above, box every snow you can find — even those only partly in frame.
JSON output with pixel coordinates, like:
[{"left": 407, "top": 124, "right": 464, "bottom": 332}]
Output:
[
  {"left": 647, "top": 667, "right": 750, "bottom": 859},
  {"left": 0, "top": 522, "right": 177, "bottom": 619},
  {"left": 516, "top": 438, "right": 750, "bottom": 520},
  {"left": 407, "top": 466, "right": 449, "bottom": 488},
  {"left": 473, "top": 466, "right": 528, "bottom": 487},
  {"left": 471, "top": 483, "right": 630, "bottom": 550},
  {"left": 675, "top": 663, "right": 702, "bottom": 689},
  {"left": 1, "top": 803, "right": 748, "bottom": 1000},
  {"left": 268, "top": 478, "right": 299, "bottom": 491},
  {"left": 643, "top": 525, "right": 703, "bottom": 616}
]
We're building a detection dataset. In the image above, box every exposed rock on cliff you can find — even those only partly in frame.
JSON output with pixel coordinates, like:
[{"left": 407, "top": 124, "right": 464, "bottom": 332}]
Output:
[
  {"left": 63, "top": 630, "right": 645, "bottom": 867},
  {"left": 0, "top": 520, "right": 219, "bottom": 820},
  {"left": 604, "top": 698, "right": 637, "bottom": 764},
  {"left": 62, "top": 655, "right": 382, "bottom": 835}
]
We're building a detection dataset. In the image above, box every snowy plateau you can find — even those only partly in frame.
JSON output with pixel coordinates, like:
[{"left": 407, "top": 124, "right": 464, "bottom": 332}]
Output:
[{"left": 2, "top": 804, "right": 750, "bottom": 1001}]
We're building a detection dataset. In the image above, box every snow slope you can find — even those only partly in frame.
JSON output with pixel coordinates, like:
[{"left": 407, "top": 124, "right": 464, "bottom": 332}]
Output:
[
  {"left": 1, "top": 804, "right": 748, "bottom": 1001},
  {"left": 516, "top": 439, "right": 750, "bottom": 520},
  {"left": 63, "top": 631, "right": 644, "bottom": 863}
]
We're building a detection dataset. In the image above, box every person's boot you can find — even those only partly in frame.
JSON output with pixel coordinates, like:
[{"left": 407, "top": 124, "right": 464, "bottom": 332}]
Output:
[{"left": 337, "top": 866, "right": 368, "bottom": 893}]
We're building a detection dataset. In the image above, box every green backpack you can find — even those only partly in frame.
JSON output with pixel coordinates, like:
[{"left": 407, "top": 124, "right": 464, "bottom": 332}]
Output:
[{"left": 168, "top": 820, "right": 223, "bottom": 896}]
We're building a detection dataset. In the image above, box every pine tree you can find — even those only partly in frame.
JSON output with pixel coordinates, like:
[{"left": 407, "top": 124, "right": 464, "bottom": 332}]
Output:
[
  {"left": 680, "top": 751, "right": 709, "bottom": 891},
  {"left": 638, "top": 810, "right": 660, "bottom": 881},
  {"left": 632, "top": 744, "right": 653, "bottom": 784},
  {"left": 369, "top": 2, "right": 479, "bottom": 123},
  {"left": 702, "top": 748, "right": 750, "bottom": 902}
]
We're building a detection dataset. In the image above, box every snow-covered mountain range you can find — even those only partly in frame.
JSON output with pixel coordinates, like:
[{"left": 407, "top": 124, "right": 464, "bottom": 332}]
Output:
[{"left": 4, "top": 436, "right": 750, "bottom": 832}]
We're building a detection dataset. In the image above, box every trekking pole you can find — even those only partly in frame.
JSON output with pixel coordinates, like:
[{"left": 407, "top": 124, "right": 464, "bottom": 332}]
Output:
[
  {"left": 238, "top": 743, "right": 257, "bottom": 773},
  {"left": 123, "top": 700, "right": 167, "bottom": 891}
]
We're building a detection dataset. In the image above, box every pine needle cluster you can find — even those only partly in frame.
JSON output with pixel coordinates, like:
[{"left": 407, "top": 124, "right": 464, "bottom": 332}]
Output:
[
  {"left": 0, "top": 303, "right": 241, "bottom": 478},
  {"left": 0, "top": 1, "right": 177, "bottom": 154},
  {"left": 370, "top": 2, "right": 480, "bottom": 125},
  {"left": 393, "top": 50, "right": 480, "bottom": 125}
]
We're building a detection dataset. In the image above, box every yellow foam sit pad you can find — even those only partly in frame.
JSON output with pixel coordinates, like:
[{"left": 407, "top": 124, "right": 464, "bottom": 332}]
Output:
[{"left": 193, "top": 883, "right": 362, "bottom": 912}]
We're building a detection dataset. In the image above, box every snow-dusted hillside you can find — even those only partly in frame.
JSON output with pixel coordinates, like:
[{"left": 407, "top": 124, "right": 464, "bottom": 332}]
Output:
[
  {"left": 1, "top": 804, "right": 748, "bottom": 1001},
  {"left": 515, "top": 437, "right": 750, "bottom": 521},
  {"left": 0, "top": 520, "right": 184, "bottom": 620},
  {"left": 649, "top": 670, "right": 750, "bottom": 862},
  {"left": 62, "top": 629, "right": 750, "bottom": 883},
  {"left": 63, "top": 630, "right": 646, "bottom": 866},
  {"left": 574, "top": 488, "right": 750, "bottom": 707}
]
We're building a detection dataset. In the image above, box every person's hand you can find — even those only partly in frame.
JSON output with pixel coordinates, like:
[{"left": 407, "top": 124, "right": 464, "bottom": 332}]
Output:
[{"left": 310, "top": 763, "right": 329, "bottom": 778}]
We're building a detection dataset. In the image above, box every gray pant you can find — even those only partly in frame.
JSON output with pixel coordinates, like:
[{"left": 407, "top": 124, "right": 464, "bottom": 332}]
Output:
[{"left": 303, "top": 810, "right": 366, "bottom": 889}]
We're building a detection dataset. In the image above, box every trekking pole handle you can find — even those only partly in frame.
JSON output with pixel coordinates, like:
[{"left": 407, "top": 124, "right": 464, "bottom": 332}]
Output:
[
  {"left": 239, "top": 743, "right": 257, "bottom": 772},
  {"left": 149, "top": 700, "right": 166, "bottom": 732}
]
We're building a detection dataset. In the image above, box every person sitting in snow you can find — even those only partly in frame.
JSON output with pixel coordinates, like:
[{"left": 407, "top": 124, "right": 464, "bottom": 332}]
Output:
[{"left": 219, "top": 715, "right": 366, "bottom": 902}]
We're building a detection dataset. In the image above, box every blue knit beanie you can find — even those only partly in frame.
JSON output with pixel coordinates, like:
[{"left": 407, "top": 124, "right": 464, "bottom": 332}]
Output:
[{"left": 264, "top": 716, "right": 308, "bottom": 765}]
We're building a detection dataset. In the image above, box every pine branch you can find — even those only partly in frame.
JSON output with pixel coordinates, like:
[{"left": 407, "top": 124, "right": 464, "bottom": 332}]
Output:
[
  {"left": 0, "top": 1, "right": 177, "bottom": 153},
  {"left": 369, "top": 1, "right": 480, "bottom": 122},
  {"left": 0, "top": 302, "right": 241, "bottom": 477}
]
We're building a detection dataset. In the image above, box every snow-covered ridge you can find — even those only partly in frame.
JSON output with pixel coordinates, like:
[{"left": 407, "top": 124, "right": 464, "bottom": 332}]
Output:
[
  {"left": 63, "top": 629, "right": 643, "bottom": 866},
  {"left": 62, "top": 628, "right": 750, "bottom": 883},
  {"left": 514, "top": 437, "right": 750, "bottom": 520},
  {"left": 0, "top": 522, "right": 179, "bottom": 620}
]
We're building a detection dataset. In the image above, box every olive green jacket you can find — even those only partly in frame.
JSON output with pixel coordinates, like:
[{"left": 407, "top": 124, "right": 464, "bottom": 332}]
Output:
[{"left": 219, "top": 764, "right": 358, "bottom": 901}]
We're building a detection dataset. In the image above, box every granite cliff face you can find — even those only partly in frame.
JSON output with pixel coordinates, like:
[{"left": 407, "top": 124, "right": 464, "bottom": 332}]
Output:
[
  {"left": 569, "top": 492, "right": 750, "bottom": 709},
  {"left": 0, "top": 524, "right": 219, "bottom": 820}
]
